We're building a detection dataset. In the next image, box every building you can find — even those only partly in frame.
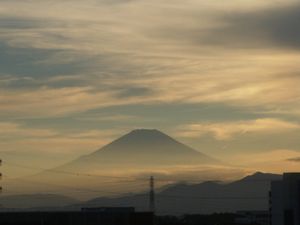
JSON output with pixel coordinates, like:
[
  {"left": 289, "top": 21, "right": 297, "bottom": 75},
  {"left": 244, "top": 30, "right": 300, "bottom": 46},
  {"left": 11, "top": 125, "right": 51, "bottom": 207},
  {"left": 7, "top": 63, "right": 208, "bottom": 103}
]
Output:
[
  {"left": 235, "top": 211, "right": 269, "bottom": 225},
  {"left": 81, "top": 207, "right": 135, "bottom": 213},
  {"left": 270, "top": 173, "right": 300, "bottom": 225},
  {"left": 0, "top": 207, "right": 154, "bottom": 225}
]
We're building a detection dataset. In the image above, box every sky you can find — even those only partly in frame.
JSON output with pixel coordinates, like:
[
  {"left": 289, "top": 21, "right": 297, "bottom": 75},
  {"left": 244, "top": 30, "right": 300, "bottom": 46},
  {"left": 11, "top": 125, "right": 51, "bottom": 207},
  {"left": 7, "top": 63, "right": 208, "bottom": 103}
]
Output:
[{"left": 1, "top": 0, "right": 300, "bottom": 177}]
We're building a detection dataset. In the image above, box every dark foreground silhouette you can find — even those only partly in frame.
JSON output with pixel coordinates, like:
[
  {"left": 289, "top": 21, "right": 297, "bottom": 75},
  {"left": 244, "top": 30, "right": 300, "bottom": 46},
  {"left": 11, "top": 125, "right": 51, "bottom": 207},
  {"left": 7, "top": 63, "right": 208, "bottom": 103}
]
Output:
[
  {"left": 0, "top": 210, "right": 153, "bottom": 225},
  {"left": 0, "top": 212, "right": 268, "bottom": 225},
  {"left": 157, "top": 213, "right": 268, "bottom": 225}
]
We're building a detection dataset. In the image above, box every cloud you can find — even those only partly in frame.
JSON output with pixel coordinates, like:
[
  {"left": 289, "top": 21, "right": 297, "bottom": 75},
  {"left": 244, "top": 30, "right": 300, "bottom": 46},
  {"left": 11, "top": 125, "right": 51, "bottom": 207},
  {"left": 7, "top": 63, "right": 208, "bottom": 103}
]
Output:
[
  {"left": 210, "top": 3, "right": 300, "bottom": 49},
  {"left": 0, "top": 122, "right": 57, "bottom": 139},
  {"left": 149, "top": 69, "right": 300, "bottom": 108},
  {"left": 153, "top": 2, "right": 300, "bottom": 50},
  {"left": 176, "top": 118, "right": 300, "bottom": 140},
  {"left": 287, "top": 157, "right": 300, "bottom": 162},
  {"left": 133, "top": 164, "right": 249, "bottom": 183},
  {"left": 0, "top": 0, "right": 299, "bottom": 118},
  {"left": 229, "top": 149, "right": 300, "bottom": 173},
  {"left": 116, "top": 87, "right": 153, "bottom": 98},
  {"left": 0, "top": 0, "right": 299, "bottom": 176},
  {"left": 75, "top": 114, "right": 139, "bottom": 122},
  {"left": 0, "top": 87, "right": 147, "bottom": 118},
  {"left": 0, "top": 43, "right": 90, "bottom": 82},
  {"left": 0, "top": 122, "right": 119, "bottom": 142},
  {"left": 0, "top": 122, "right": 121, "bottom": 158}
]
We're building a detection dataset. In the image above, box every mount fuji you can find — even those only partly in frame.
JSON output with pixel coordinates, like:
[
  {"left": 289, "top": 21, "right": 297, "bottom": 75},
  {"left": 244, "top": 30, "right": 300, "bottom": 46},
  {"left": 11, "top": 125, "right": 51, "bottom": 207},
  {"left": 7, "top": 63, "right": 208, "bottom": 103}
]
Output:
[
  {"left": 61, "top": 129, "right": 219, "bottom": 171},
  {"left": 9, "top": 129, "right": 224, "bottom": 199}
]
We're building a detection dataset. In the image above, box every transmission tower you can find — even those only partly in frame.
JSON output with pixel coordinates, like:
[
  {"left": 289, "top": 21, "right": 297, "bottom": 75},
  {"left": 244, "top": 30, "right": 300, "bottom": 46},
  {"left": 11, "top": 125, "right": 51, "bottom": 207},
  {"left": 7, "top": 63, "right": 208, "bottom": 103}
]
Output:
[
  {"left": 0, "top": 159, "right": 2, "bottom": 194},
  {"left": 149, "top": 176, "right": 155, "bottom": 213}
]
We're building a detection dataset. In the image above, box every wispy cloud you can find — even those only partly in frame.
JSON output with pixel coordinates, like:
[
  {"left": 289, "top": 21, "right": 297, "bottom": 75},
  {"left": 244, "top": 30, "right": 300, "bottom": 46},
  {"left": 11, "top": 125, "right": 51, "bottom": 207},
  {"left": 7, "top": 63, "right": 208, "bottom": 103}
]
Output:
[
  {"left": 0, "top": 0, "right": 299, "bottom": 118},
  {"left": 0, "top": 87, "right": 147, "bottom": 118},
  {"left": 229, "top": 149, "right": 300, "bottom": 173},
  {"left": 287, "top": 157, "right": 300, "bottom": 162},
  {"left": 75, "top": 114, "right": 139, "bottom": 122},
  {"left": 0, "top": 122, "right": 120, "bottom": 157},
  {"left": 176, "top": 118, "right": 300, "bottom": 140},
  {"left": 203, "top": 3, "right": 300, "bottom": 49},
  {"left": 0, "top": 0, "right": 300, "bottom": 174},
  {"left": 0, "top": 122, "right": 57, "bottom": 139}
]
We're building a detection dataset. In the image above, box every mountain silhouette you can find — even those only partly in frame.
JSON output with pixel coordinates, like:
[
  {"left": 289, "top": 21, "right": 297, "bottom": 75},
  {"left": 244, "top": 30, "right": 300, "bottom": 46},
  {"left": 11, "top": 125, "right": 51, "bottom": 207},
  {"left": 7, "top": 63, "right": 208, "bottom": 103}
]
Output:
[
  {"left": 1, "top": 172, "right": 281, "bottom": 213},
  {"left": 62, "top": 129, "right": 218, "bottom": 171},
  {"left": 11, "top": 129, "right": 227, "bottom": 199},
  {"left": 79, "top": 172, "right": 282, "bottom": 214}
]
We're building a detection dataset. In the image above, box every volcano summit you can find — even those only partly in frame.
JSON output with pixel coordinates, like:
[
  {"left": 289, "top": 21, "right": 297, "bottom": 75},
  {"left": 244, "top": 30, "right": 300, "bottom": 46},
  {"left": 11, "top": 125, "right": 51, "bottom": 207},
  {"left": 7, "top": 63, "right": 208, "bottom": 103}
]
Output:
[{"left": 62, "top": 129, "right": 218, "bottom": 171}]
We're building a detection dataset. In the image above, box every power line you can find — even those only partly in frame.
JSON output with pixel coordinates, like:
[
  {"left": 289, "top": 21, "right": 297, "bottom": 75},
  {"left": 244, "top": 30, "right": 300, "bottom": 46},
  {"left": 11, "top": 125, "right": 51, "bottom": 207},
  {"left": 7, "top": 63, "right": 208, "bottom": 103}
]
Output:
[
  {"left": 5, "top": 161, "right": 213, "bottom": 184},
  {"left": 4, "top": 162, "right": 148, "bottom": 183},
  {"left": 2, "top": 175, "right": 269, "bottom": 200},
  {"left": 2, "top": 175, "right": 270, "bottom": 200},
  {"left": 0, "top": 159, "right": 2, "bottom": 196},
  {"left": 2, "top": 161, "right": 276, "bottom": 202},
  {"left": 5, "top": 176, "right": 146, "bottom": 195},
  {"left": 4, "top": 162, "right": 278, "bottom": 184},
  {"left": 2, "top": 175, "right": 137, "bottom": 196}
]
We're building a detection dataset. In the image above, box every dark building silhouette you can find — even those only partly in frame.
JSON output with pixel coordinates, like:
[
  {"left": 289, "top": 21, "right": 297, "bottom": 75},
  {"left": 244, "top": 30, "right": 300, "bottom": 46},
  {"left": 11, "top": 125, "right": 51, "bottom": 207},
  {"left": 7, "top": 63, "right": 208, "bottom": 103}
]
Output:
[{"left": 270, "top": 173, "right": 300, "bottom": 225}]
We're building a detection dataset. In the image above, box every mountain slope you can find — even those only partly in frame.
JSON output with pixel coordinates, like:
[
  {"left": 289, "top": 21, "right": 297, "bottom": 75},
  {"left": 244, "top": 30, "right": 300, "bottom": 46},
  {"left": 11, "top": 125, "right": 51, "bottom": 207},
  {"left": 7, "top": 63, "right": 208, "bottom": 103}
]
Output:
[
  {"left": 62, "top": 129, "right": 219, "bottom": 171},
  {"left": 18, "top": 129, "right": 221, "bottom": 199}
]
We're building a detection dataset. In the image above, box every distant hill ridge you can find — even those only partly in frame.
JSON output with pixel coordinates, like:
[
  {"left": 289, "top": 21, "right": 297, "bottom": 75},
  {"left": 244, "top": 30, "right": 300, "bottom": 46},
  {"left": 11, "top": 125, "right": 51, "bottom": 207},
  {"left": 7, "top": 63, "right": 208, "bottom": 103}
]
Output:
[
  {"left": 15, "top": 129, "right": 222, "bottom": 201},
  {"left": 0, "top": 172, "right": 282, "bottom": 214},
  {"left": 82, "top": 171, "right": 282, "bottom": 214}
]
